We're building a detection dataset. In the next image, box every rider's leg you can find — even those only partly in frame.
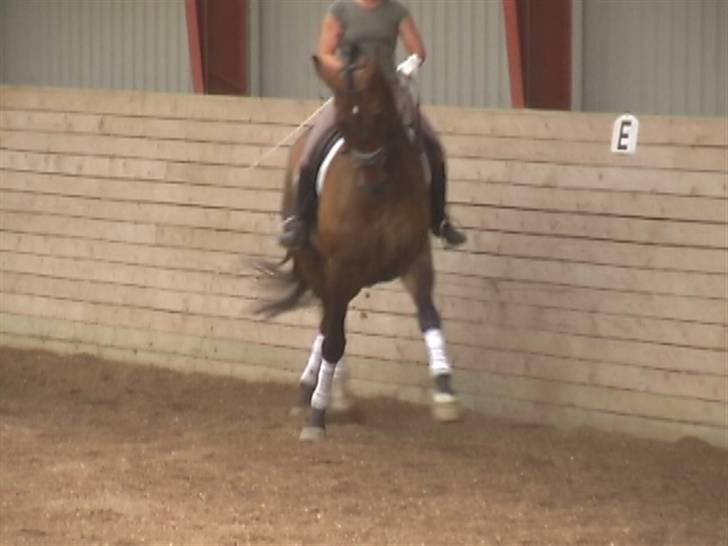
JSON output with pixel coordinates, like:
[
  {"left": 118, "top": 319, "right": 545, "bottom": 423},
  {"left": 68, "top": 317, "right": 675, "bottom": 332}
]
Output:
[
  {"left": 393, "top": 81, "right": 465, "bottom": 248},
  {"left": 279, "top": 102, "right": 337, "bottom": 249},
  {"left": 419, "top": 116, "right": 466, "bottom": 248}
]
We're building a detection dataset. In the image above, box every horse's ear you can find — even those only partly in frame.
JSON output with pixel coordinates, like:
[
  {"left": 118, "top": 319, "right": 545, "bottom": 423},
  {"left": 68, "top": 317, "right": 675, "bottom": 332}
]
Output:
[{"left": 312, "top": 55, "right": 341, "bottom": 93}]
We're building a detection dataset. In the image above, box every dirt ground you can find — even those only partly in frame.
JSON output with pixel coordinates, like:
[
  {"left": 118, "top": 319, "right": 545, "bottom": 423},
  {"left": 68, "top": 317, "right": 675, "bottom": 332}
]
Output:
[{"left": 0, "top": 347, "right": 726, "bottom": 546}]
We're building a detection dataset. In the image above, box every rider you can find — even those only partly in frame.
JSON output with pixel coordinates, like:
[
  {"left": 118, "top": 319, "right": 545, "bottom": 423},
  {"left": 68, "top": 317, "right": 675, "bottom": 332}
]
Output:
[{"left": 278, "top": 0, "right": 466, "bottom": 250}]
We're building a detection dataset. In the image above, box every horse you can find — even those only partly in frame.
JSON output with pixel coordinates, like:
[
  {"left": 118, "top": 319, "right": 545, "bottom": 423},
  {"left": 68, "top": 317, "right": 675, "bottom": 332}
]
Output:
[{"left": 256, "top": 53, "right": 460, "bottom": 441}]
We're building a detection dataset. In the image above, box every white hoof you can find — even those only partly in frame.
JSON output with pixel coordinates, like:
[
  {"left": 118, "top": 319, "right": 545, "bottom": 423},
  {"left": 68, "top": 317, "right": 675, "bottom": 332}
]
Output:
[
  {"left": 330, "top": 389, "right": 355, "bottom": 414},
  {"left": 299, "top": 426, "right": 326, "bottom": 442},
  {"left": 330, "top": 368, "right": 354, "bottom": 414},
  {"left": 289, "top": 404, "right": 308, "bottom": 417},
  {"left": 432, "top": 392, "right": 461, "bottom": 423}
]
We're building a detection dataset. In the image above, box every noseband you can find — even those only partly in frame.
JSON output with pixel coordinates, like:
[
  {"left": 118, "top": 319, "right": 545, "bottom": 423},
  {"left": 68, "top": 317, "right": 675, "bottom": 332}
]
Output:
[
  {"left": 349, "top": 145, "right": 386, "bottom": 166},
  {"left": 344, "top": 97, "right": 389, "bottom": 167}
]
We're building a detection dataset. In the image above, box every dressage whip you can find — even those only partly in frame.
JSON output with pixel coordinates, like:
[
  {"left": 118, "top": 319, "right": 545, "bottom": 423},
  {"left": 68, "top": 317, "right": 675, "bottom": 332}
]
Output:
[
  {"left": 246, "top": 54, "right": 421, "bottom": 172},
  {"left": 245, "top": 98, "right": 332, "bottom": 172}
]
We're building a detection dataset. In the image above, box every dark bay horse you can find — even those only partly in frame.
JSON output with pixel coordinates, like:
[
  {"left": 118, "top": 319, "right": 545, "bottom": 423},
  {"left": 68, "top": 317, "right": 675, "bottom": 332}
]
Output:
[{"left": 257, "top": 54, "right": 460, "bottom": 441}]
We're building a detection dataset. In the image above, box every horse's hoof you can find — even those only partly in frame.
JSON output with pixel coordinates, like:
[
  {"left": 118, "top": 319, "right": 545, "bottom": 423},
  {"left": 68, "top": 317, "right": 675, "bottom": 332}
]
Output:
[
  {"left": 330, "top": 374, "right": 354, "bottom": 414},
  {"left": 432, "top": 392, "right": 461, "bottom": 423},
  {"left": 330, "top": 392, "right": 355, "bottom": 414},
  {"left": 330, "top": 400, "right": 355, "bottom": 415},
  {"left": 289, "top": 404, "right": 308, "bottom": 418},
  {"left": 299, "top": 426, "right": 326, "bottom": 442}
]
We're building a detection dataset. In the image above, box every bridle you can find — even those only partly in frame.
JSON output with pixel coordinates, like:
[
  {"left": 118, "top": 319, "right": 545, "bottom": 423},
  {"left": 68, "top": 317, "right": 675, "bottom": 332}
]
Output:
[
  {"left": 341, "top": 67, "right": 392, "bottom": 168},
  {"left": 345, "top": 98, "right": 390, "bottom": 169}
]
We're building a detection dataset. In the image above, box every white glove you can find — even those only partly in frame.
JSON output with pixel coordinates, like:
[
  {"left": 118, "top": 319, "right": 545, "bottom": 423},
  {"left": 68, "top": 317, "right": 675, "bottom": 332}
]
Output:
[{"left": 397, "top": 54, "right": 422, "bottom": 77}]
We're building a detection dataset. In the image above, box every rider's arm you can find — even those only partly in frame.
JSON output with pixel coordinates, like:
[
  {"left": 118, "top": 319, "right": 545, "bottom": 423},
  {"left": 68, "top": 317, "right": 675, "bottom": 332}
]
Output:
[
  {"left": 317, "top": 13, "right": 344, "bottom": 73},
  {"left": 398, "top": 16, "right": 427, "bottom": 63}
]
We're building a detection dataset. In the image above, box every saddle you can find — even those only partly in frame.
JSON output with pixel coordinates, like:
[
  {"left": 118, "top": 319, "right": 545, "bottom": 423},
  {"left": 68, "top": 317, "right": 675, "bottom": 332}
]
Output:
[
  {"left": 308, "top": 127, "right": 345, "bottom": 195},
  {"left": 306, "top": 116, "right": 430, "bottom": 198}
]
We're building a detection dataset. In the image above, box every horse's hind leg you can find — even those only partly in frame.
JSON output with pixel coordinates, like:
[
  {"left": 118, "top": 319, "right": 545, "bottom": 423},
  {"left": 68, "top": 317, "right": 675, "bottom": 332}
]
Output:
[{"left": 401, "top": 250, "right": 461, "bottom": 422}]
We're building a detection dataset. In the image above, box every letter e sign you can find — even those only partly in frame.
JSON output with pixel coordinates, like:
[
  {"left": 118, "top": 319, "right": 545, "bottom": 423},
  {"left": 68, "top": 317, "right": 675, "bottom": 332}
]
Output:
[{"left": 611, "top": 114, "right": 640, "bottom": 155}]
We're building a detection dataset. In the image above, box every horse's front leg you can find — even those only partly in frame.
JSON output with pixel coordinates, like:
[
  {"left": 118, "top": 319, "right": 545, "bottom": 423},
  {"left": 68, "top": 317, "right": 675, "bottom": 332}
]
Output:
[
  {"left": 423, "top": 328, "right": 460, "bottom": 422},
  {"left": 300, "top": 298, "right": 350, "bottom": 442},
  {"left": 292, "top": 327, "right": 353, "bottom": 416},
  {"left": 291, "top": 327, "right": 324, "bottom": 416},
  {"left": 401, "top": 249, "right": 461, "bottom": 422}
]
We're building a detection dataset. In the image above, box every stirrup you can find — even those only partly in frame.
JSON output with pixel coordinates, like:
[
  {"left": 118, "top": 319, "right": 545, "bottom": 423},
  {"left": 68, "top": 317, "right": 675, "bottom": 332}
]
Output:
[
  {"left": 278, "top": 216, "right": 307, "bottom": 249},
  {"left": 438, "top": 219, "right": 466, "bottom": 248}
]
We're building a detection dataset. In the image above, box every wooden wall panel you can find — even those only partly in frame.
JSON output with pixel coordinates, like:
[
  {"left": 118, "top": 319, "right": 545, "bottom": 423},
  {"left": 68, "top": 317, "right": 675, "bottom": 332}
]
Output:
[{"left": 1, "top": 85, "right": 726, "bottom": 447}]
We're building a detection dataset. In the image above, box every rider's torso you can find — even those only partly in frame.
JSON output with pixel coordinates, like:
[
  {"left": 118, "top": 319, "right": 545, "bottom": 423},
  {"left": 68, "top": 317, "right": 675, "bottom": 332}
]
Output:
[{"left": 331, "top": 0, "right": 409, "bottom": 81}]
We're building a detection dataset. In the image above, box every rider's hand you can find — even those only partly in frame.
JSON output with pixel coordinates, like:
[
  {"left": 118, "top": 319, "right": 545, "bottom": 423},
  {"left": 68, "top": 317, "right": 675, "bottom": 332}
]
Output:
[{"left": 397, "top": 54, "right": 422, "bottom": 77}]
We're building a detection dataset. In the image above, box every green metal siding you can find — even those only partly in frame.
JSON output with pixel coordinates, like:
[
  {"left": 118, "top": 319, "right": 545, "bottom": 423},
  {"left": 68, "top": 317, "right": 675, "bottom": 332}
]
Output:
[{"left": 1, "top": 0, "right": 192, "bottom": 93}]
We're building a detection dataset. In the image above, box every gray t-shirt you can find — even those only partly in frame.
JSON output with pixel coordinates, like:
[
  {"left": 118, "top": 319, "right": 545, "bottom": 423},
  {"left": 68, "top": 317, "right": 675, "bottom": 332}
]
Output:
[{"left": 329, "top": 0, "right": 410, "bottom": 81}]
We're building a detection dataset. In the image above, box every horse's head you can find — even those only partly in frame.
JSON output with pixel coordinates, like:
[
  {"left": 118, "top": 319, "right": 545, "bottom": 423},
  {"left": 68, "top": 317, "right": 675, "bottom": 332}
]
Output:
[{"left": 313, "top": 52, "right": 399, "bottom": 160}]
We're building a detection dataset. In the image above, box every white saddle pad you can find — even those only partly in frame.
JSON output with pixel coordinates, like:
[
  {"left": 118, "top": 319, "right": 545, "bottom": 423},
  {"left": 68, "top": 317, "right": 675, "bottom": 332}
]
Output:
[
  {"left": 314, "top": 135, "right": 432, "bottom": 195},
  {"left": 316, "top": 137, "right": 346, "bottom": 195}
]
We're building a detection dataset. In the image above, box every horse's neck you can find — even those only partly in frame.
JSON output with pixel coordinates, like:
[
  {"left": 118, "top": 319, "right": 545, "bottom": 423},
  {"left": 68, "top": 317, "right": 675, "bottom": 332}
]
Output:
[{"left": 385, "top": 128, "right": 429, "bottom": 194}]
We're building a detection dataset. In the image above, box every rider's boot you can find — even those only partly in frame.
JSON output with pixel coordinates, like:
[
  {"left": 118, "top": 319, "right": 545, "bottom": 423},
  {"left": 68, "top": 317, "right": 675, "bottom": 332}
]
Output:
[
  {"left": 278, "top": 163, "right": 317, "bottom": 249},
  {"left": 430, "top": 160, "right": 466, "bottom": 248}
]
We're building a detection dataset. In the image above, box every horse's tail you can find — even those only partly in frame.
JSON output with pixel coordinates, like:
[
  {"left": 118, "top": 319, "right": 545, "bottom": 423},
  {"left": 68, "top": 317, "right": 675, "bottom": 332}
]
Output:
[{"left": 251, "top": 252, "right": 311, "bottom": 319}]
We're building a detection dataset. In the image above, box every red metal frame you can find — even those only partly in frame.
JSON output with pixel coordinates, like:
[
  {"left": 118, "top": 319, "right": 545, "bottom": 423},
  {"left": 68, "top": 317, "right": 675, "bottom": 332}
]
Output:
[
  {"left": 187, "top": 0, "right": 567, "bottom": 106},
  {"left": 185, "top": 0, "right": 205, "bottom": 93},
  {"left": 519, "top": 0, "right": 571, "bottom": 110},
  {"left": 502, "top": 0, "right": 525, "bottom": 108},
  {"left": 503, "top": 0, "right": 572, "bottom": 110},
  {"left": 198, "top": 0, "right": 248, "bottom": 95}
]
